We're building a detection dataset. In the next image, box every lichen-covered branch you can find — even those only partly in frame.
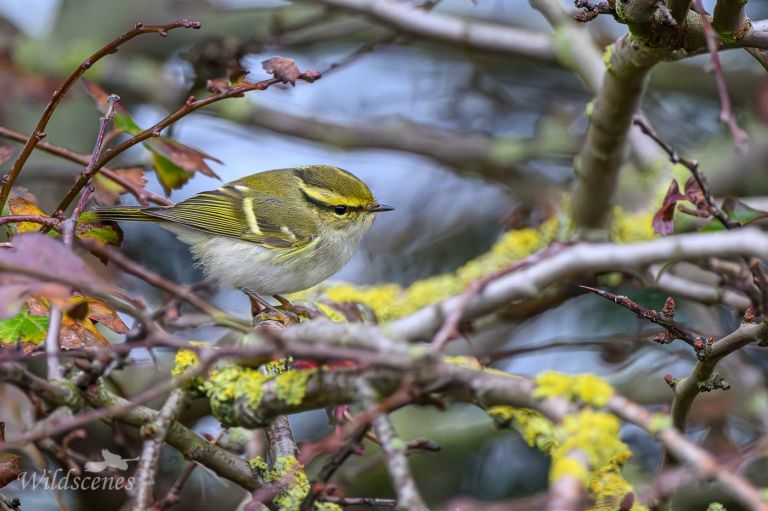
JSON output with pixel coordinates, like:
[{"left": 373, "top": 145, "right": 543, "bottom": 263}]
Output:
[
  {"left": 390, "top": 228, "right": 768, "bottom": 341},
  {"left": 0, "top": 362, "right": 261, "bottom": 490},
  {"left": 608, "top": 394, "right": 768, "bottom": 511}
]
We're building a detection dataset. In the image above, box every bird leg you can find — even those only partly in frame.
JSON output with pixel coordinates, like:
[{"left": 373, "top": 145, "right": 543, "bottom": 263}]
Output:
[
  {"left": 245, "top": 291, "right": 301, "bottom": 325},
  {"left": 273, "top": 294, "right": 301, "bottom": 315}
]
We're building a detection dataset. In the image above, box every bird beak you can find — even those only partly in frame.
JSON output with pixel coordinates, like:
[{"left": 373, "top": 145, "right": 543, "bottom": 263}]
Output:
[{"left": 369, "top": 203, "right": 394, "bottom": 212}]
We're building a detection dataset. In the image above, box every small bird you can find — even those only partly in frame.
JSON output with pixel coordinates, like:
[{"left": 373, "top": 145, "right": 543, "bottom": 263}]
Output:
[{"left": 95, "top": 165, "right": 393, "bottom": 309}]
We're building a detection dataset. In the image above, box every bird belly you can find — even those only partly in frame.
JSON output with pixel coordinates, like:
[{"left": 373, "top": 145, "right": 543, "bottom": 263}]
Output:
[{"left": 166, "top": 225, "right": 355, "bottom": 296}]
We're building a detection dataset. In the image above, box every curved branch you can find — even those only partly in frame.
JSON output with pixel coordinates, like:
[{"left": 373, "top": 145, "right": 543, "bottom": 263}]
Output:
[
  {"left": 390, "top": 228, "right": 768, "bottom": 341},
  {"left": 314, "top": 0, "right": 556, "bottom": 62},
  {"left": 670, "top": 321, "right": 768, "bottom": 431}
]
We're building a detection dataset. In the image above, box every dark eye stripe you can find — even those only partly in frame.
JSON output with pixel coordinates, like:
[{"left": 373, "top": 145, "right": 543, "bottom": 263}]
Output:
[{"left": 300, "top": 189, "right": 362, "bottom": 213}]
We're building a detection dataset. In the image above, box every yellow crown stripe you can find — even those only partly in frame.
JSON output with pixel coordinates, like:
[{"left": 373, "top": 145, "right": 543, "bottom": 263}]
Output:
[{"left": 295, "top": 178, "right": 369, "bottom": 208}]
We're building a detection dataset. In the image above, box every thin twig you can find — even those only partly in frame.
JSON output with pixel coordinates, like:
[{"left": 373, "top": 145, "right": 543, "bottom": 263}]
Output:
[
  {"left": 77, "top": 237, "right": 250, "bottom": 332},
  {"left": 0, "top": 125, "right": 170, "bottom": 206},
  {"left": 579, "top": 286, "right": 708, "bottom": 350},
  {"left": 360, "top": 382, "right": 427, "bottom": 511},
  {"left": 0, "top": 19, "right": 201, "bottom": 212},
  {"left": 132, "top": 388, "right": 187, "bottom": 511},
  {"left": 153, "top": 431, "right": 224, "bottom": 510},
  {"left": 51, "top": 70, "right": 319, "bottom": 218},
  {"left": 693, "top": 0, "right": 749, "bottom": 151}
]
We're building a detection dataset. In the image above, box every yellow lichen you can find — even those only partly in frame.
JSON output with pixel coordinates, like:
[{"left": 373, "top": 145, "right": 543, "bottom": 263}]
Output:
[
  {"left": 611, "top": 207, "right": 655, "bottom": 243},
  {"left": 171, "top": 349, "right": 199, "bottom": 377},
  {"left": 289, "top": 207, "right": 654, "bottom": 323},
  {"left": 443, "top": 356, "right": 485, "bottom": 371},
  {"left": 258, "top": 455, "right": 309, "bottom": 511},
  {"left": 274, "top": 369, "right": 315, "bottom": 406},
  {"left": 487, "top": 406, "right": 559, "bottom": 452},
  {"left": 205, "top": 365, "right": 268, "bottom": 425},
  {"left": 262, "top": 357, "right": 293, "bottom": 376},
  {"left": 534, "top": 372, "right": 614, "bottom": 407},
  {"left": 314, "top": 301, "right": 347, "bottom": 323},
  {"left": 550, "top": 456, "right": 590, "bottom": 485},
  {"left": 314, "top": 503, "right": 343, "bottom": 511}
]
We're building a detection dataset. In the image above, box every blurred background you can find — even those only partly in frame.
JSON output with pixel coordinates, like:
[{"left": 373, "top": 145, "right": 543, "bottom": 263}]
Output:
[{"left": 2, "top": 0, "right": 768, "bottom": 509}]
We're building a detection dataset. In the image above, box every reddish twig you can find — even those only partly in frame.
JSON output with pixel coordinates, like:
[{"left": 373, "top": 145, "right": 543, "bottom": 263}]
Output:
[
  {"left": 632, "top": 117, "right": 737, "bottom": 230},
  {"left": 0, "top": 126, "right": 171, "bottom": 206},
  {"left": 579, "top": 286, "right": 709, "bottom": 351},
  {"left": 68, "top": 94, "right": 120, "bottom": 221},
  {"left": 692, "top": 0, "right": 749, "bottom": 151},
  {"left": 0, "top": 215, "right": 60, "bottom": 229},
  {"left": 77, "top": 237, "right": 250, "bottom": 332},
  {"left": 0, "top": 18, "right": 201, "bottom": 213},
  {"left": 51, "top": 70, "right": 320, "bottom": 218},
  {"left": 633, "top": 117, "right": 768, "bottom": 316}
]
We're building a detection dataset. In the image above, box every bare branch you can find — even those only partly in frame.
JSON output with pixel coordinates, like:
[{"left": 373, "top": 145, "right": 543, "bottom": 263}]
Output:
[
  {"left": 132, "top": 389, "right": 187, "bottom": 511},
  {"left": 314, "top": 0, "right": 556, "bottom": 61},
  {"left": 360, "top": 383, "right": 428, "bottom": 511},
  {"left": 670, "top": 321, "right": 768, "bottom": 431},
  {"left": 713, "top": 0, "right": 748, "bottom": 35}
]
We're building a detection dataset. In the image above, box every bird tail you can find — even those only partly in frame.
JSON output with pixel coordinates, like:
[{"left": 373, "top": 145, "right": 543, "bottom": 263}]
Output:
[{"left": 92, "top": 206, "right": 159, "bottom": 222}]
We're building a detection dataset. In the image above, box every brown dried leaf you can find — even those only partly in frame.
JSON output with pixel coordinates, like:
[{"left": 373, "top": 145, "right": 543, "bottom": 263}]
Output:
[
  {"left": 71, "top": 294, "right": 128, "bottom": 334},
  {"left": 262, "top": 56, "right": 301, "bottom": 85},
  {"left": 0, "top": 423, "right": 21, "bottom": 488},
  {"left": 93, "top": 168, "right": 147, "bottom": 206},
  {"left": 145, "top": 138, "right": 222, "bottom": 177},
  {"left": 28, "top": 296, "right": 120, "bottom": 350}
]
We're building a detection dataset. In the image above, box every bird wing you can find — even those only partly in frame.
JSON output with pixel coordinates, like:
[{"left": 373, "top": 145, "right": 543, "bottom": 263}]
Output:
[{"left": 143, "top": 186, "right": 314, "bottom": 250}]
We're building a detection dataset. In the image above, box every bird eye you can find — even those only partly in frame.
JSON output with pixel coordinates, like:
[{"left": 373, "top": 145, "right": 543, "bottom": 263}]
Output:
[{"left": 333, "top": 205, "right": 348, "bottom": 215}]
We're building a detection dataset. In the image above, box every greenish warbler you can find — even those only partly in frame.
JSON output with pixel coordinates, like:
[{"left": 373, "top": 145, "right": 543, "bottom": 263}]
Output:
[{"left": 95, "top": 165, "right": 393, "bottom": 301}]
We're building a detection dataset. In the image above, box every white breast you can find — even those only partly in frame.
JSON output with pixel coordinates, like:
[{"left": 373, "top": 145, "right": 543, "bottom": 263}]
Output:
[{"left": 163, "top": 216, "right": 373, "bottom": 296}]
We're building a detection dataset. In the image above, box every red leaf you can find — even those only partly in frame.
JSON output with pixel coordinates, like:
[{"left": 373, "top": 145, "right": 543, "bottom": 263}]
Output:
[
  {"left": 652, "top": 180, "right": 685, "bottom": 235},
  {"left": 93, "top": 168, "right": 147, "bottom": 206}
]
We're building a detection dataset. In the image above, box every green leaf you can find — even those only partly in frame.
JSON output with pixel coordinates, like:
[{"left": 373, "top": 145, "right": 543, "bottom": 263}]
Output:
[
  {"left": 76, "top": 213, "right": 123, "bottom": 246},
  {"left": 150, "top": 151, "right": 192, "bottom": 196},
  {"left": 0, "top": 307, "right": 48, "bottom": 345}
]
